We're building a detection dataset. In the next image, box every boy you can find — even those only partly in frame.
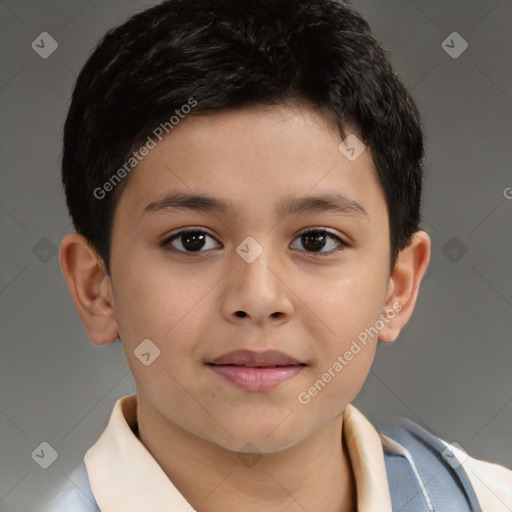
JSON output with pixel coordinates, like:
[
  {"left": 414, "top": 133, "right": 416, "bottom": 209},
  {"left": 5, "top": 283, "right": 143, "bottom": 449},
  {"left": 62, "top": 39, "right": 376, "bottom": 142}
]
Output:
[{"left": 49, "top": 0, "right": 511, "bottom": 510}]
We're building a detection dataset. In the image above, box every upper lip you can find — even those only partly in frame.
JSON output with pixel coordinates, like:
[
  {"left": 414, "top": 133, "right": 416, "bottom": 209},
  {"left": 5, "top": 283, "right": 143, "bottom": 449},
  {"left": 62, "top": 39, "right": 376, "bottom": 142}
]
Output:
[{"left": 208, "top": 349, "right": 305, "bottom": 367}]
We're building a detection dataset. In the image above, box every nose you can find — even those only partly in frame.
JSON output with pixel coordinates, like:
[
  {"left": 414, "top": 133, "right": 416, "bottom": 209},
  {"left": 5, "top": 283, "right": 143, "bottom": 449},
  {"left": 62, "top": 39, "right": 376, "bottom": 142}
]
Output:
[{"left": 220, "top": 245, "right": 294, "bottom": 327}]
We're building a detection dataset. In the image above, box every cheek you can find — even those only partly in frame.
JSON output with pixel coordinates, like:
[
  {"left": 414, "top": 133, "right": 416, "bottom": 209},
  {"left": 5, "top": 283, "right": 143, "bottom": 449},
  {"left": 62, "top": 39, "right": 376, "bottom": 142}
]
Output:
[
  {"left": 303, "top": 269, "right": 386, "bottom": 387},
  {"left": 297, "top": 344, "right": 377, "bottom": 421},
  {"left": 112, "top": 256, "right": 209, "bottom": 339},
  {"left": 112, "top": 264, "right": 219, "bottom": 396},
  {"left": 307, "top": 266, "right": 387, "bottom": 334},
  {"left": 300, "top": 283, "right": 382, "bottom": 408}
]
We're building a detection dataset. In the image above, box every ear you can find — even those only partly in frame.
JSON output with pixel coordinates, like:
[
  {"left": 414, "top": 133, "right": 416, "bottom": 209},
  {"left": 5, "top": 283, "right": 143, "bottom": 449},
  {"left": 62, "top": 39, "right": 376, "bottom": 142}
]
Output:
[
  {"left": 59, "top": 233, "right": 119, "bottom": 345},
  {"left": 378, "top": 230, "right": 431, "bottom": 343}
]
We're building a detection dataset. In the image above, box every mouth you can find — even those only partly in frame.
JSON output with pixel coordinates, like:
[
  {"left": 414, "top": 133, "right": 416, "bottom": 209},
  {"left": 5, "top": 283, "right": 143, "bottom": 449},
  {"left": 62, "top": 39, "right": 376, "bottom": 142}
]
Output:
[
  {"left": 206, "top": 349, "right": 306, "bottom": 391},
  {"left": 211, "top": 364, "right": 303, "bottom": 368},
  {"left": 208, "top": 349, "right": 305, "bottom": 367}
]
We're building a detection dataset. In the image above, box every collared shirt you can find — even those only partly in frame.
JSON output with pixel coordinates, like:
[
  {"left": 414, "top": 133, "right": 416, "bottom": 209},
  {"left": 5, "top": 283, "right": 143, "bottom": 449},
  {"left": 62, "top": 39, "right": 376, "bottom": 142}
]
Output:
[{"left": 67, "top": 394, "right": 512, "bottom": 511}]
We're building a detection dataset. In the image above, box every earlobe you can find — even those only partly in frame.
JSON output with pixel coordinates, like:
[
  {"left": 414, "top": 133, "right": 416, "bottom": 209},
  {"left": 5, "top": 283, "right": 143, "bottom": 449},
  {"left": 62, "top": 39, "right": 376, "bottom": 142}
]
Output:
[
  {"left": 379, "top": 230, "right": 431, "bottom": 343},
  {"left": 59, "top": 233, "right": 119, "bottom": 345}
]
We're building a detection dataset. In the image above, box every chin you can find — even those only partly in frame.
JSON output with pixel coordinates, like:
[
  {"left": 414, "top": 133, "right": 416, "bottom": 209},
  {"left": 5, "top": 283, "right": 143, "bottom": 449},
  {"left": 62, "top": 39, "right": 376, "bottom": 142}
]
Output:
[
  {"left": 216, "top": 432, "right": 304, "bottom": 456},
  {"left": 223, "top": 419, "right": 308, "bottom": 451}
]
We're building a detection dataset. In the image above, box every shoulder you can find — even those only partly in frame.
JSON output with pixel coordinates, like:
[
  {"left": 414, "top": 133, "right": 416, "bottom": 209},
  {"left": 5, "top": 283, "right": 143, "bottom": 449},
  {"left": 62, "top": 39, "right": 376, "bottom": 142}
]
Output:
[
  {"left": 43, "top": 461, "right": 100, "bottom": 512},
  {"left": 377, "top": 416, "right": 512, "bottom": 512}
]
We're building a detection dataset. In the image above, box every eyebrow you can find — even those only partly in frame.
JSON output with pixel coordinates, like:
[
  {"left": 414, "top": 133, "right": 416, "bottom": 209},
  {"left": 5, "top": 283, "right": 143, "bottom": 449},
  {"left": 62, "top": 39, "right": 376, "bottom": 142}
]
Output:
[{"left": 141, "top": 191, "right": 368, "bottom": 220}]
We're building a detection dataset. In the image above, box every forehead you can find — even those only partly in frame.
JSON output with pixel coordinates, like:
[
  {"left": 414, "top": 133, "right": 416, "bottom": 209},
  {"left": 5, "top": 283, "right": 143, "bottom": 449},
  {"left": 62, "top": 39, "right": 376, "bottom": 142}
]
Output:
[{"left": 114, "top": 104, "right": 385, "bottom": 226}]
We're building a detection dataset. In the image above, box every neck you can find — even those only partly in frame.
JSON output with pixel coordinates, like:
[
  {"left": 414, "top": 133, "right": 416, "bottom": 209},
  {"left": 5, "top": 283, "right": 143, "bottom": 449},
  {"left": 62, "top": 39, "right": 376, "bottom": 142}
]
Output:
[{"left": 136, "top": 393, "right": 357, "bottom": 512}]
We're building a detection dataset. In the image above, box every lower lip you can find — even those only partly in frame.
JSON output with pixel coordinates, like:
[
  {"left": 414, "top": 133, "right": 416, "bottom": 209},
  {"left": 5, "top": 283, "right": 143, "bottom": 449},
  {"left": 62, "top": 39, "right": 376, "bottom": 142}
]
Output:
[{"left": 207, "top": 364, "right": 304, "bottom": 391}]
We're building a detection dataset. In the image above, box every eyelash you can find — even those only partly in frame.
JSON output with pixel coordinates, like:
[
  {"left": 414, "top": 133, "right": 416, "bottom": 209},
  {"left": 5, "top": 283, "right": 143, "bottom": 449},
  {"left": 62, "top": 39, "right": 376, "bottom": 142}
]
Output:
[{"left": 160, "top": 228, "right": 349, "bottom": 256}]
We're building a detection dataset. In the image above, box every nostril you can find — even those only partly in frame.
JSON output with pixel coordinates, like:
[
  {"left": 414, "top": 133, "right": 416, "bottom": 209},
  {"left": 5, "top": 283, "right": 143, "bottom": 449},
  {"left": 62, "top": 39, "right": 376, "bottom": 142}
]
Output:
[{"left": 235, "top": 311, "right": 247, "bottom": 318}]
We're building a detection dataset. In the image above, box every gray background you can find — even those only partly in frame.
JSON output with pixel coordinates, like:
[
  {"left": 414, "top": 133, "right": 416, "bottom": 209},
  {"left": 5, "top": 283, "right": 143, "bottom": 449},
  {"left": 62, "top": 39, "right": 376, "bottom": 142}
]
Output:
[{"left": 0, "top": 0, "right": 511, "bottom": 510}]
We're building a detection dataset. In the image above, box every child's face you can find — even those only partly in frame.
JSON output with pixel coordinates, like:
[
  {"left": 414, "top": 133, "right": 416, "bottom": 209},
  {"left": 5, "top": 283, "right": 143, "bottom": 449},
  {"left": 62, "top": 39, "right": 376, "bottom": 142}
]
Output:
[{"left": 108, "top": 103, "right": 396, "bottom": 452}]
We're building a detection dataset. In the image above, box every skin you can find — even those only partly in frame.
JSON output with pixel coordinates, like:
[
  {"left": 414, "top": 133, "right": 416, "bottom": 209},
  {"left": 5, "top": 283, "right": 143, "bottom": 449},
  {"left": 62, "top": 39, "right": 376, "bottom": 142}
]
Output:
[{"left": 60, "top": 103, "right": 430, "bottom": 512}]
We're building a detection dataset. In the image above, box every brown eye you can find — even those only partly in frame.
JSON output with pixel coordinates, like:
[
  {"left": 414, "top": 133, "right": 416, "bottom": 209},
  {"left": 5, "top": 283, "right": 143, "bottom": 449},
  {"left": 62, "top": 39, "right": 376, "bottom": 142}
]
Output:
[
  {"left": 162, "top": 230, "right": 221, "bottom": 253},
  {"left": 291, "top": 229, "right": 347, "bottom": 255}
]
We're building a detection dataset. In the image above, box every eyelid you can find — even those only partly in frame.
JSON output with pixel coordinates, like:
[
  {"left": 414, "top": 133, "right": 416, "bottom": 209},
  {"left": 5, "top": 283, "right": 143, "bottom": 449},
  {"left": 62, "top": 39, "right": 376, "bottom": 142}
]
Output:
[
  {"left": 162, "top": 226, "right": 218, "bottom": 241},
  {"left": 297, "top": 226, "right": 347, "bottom": 241}
]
